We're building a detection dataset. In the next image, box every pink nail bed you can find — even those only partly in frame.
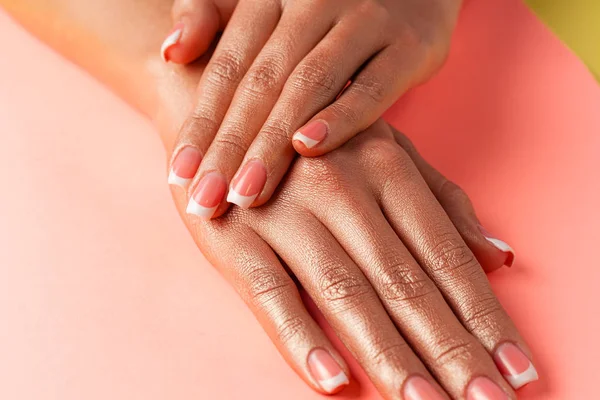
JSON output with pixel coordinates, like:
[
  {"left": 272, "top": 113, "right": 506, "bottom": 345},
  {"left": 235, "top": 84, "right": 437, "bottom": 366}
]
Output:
[
  {"left": 478, "top": 225, "right": 515, "bottom": 267},
  {"left": 307, "top": 349, "right": 349, "bottom": 394},
  {"left": 467, "top": 377, "right": 509, "bottom": 400},
  {"left": 226, "top": 160, "right": 267, "bottom": 209},
  {"left": 161, "top": 22, "right": 185, "bottom": 62},
  {"left": 494, "top": 343, "right": 539, "bottom": 389},
  {"left": 168, "top": 146, "right": 201, "bottom": 188},
  {"left": 404, "top": 376, "right": 445, "bottom": 400},
  {"left": 186, "top": 172, "right": 227, "bottom": 219},
  {"left": 293, "top": 120, "right": 328, "bottom": 149}
]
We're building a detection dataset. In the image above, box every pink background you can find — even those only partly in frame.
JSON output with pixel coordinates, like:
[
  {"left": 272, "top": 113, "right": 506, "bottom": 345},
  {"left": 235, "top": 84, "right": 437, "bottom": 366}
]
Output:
[{"left": 1, "top": 0, "right": 598, "bottom": 399}]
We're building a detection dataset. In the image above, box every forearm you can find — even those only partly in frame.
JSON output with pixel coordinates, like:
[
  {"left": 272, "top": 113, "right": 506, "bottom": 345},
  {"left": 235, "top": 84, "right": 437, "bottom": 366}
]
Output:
[{"left": 2, "top": 0, "right": 188, "bottom": 148}]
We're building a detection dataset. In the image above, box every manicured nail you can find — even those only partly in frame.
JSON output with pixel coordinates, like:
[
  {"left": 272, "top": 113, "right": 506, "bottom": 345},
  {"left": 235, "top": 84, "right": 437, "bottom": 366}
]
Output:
[
  {"left": 161, "top": 22, "right": 184, "bottom": 62},
  {"left": 494, "top": 343, "right": 539, "bottom": 389},
  {"left": 478, "top": 225, "right": 515, "bottom": 267},
  {"left": 186, "top": 172, "right": 227, "bottom": 219},
  {"left": 404, "top": 376, "right": 445, "bottom": 400},
  {"left": 168, "top": 146, "right": 202, "bottom": 188},
  {"left": 226, "top": 160, "right": 267, "bottom": 209},
  {"left": 467, "top": 377, "right": 509, "bottom": 400},
  {"left": 307, "top": 349, "right": 349, "bottom": 394},
  {"left": 293, "top": 120, "right": 328, "bottom": 149}
]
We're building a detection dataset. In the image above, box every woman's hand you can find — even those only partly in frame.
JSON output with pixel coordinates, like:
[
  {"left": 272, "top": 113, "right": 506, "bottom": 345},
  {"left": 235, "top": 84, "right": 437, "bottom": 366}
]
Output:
[
  {"left": 162, "top": 0, "right": 462, "bottom": 217},
  {"left": 172, "top": 121, "right": 535, "bottom": 400},
  {"left": 149, "top": 54, "right": 532, "bottom": 400}
]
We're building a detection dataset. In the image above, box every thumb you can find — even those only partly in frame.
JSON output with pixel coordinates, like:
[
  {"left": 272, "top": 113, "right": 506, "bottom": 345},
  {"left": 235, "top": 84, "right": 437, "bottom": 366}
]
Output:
[
  {"left": 391, "top": 126, "right": 515, "bottom": 273},
  {"left": 161, "top": 0, "right": 238, "bottom": 64}
]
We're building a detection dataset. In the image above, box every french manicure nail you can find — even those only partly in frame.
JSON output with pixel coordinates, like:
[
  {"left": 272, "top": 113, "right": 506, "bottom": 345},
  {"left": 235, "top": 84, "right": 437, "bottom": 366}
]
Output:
[
  {"left": 467, "top": 377, "right": 509, "bottom": 400},
  {"left": 161, "top": 22, "right": 184, "bottom": 62},
  {"left": 478, "top": 225, "right": 515, "bottom": 267},
  {"left": 226, "top": 160, "right": 267, "bottom": 209},
  {"left": 168, "top": 146, "right": 202, "bottom": 188},
  {"left": 404, "top": 376, "right": 445, "bottom": 400},
  {"left": 494, "top": 343, "right": 539, "bottom": 389},
  {"left": 293, "top": 120, "right": 328, "bottom": 149},
  {"left": 308, "top": 349, "right": 349, "bottom": 394},
  {"left": 186, "top": 172, "right": 227, "bottom": 219}
]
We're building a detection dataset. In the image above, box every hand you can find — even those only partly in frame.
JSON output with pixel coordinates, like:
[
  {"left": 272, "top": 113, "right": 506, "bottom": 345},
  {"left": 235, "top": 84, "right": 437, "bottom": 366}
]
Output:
[
  {"left": 153, "top": 61, "right": 533, "bottom": 400},
  {"left": 161, "top": 0, "right": 462, "bottom": 218},
  {"left": 178, "top": 123, "right": 534, "bottom": 400}
]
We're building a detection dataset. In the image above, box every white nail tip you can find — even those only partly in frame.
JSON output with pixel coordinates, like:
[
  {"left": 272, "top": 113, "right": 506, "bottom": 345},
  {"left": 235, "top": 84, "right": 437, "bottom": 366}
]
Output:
[
  {"left": 226, "top": 189, "right": 257, "bottom": 209},
  {"left": 160, "top": 28, "right": 183, "bottom": 62},
  {"left": 293, "top": 132, "right": 320, "bottom": 148},
  {"left": 186, "top": 198, "right": 217, "bottom": 219},
  {"left": 168, "top": 171, "right": 192, "bottom": 188},
  {"left": 318, "top": 371, "right": 349, "bottom": 393},
  {"left": 484, "top": 237, "right": 515, "bottom": 257},
  {"left": 504, "top": 362, "right": 539, "bottom": 389}
]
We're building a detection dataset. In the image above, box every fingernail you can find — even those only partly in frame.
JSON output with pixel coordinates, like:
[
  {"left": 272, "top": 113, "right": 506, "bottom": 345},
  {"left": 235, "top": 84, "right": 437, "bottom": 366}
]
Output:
[
  {"left": 478, "top": 225, "right": 515, "bottom": 267},
  {"left": 494, "top": 343, "right": 539, "bottom": 389},
  {"left": 293, "top": 120, "right": 328, "bottom": 149},
  {"left": 227, "top": 160, "right": 267, "bottom": 209},
  {"left": 467, "top": 377, "right": 509, "bottom": 400},
  {"left": 168, "top": 146, "right": 202, "bottom": 188},
  {"left": 307, "top": 349, "right": 349, "bottom": 394},
  {"left": 186, "top": 172, "right": 227, "bottom": 219},
  {"left": 161, "top": 22, "right": 184, "bottom": 62},
  {"left": 404, "top": 376, "right": 445, "bottom": 400}
]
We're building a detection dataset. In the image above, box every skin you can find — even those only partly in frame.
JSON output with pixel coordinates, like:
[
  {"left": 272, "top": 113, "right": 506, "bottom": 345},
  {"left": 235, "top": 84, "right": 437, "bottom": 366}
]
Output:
[
  {"left": 165, "top": 0, "right": 464, "bottom": 217},
  {"left": 3, "top": 0, "right": 528, "bottom": 398}
]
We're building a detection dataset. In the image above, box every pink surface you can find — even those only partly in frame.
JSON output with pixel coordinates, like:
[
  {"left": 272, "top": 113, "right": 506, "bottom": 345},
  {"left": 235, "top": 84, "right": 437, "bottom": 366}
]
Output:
[{"left": 0, "top": 0, "right": 599, "bottom": 399}]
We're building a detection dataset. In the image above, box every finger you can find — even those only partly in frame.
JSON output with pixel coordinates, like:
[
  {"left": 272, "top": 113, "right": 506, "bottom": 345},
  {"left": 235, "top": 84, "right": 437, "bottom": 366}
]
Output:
[
  {"left": 292, "top": 45, "right": 426, "bottom": 157},
  {"left": 162, "top": 0, "right": 238, "bottom": 63},
  {"left": 198, "top": 224, "right": 351, "bottom": 395},
  {"left": 261, "top": 213, "right": 450, "bottom": 400},
  {"left": 370, "top": 127, "right": 539, "bottom": 391},
  {"left": 237, "top": 16, "right": 386, "bottom": 207},
  {"left": 390, "top": 127, "right": 515, "bottom": 272},
  {"left": 196, "top": 2, "right": 335, "bottom": 211},
  {"left": 168, "top": 1, "right": 281, "bottom": 215}
]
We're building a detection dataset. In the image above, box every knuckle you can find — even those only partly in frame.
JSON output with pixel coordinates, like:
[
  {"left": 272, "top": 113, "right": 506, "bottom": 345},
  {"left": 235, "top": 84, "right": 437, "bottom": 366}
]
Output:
[
  {"left": 375, "top": 148, "right": 419, "bottom": 191},
  {"left": 244, "top": 264, "right": 295, "bottom": 308},
  {"left": 277, "top": 316, "right": 309, "bottom": 346},
  {"left": 318, "top": 265, "right": 372, "bottom": 308},
  {"left": 188, "top": 110, "right": 219, "bottom": 134},
  {"left": 291, "top": 62, "right": 338, "bottom": 95},
  {"left": 461, "top": 292, "right": 505, "bottom": 333},
  {"left": 396, "top": 22, "right": 425, "bottom": 50},
  {"left": 328, "top": 100, "right": 362, "bottom": 127},
  {"left": 433, "top": 339, "right": 479, "bottom": 366},
  {"left": 351, "top": 76, "right": 389, "bottom": 105},
  {"left": 260, "top": 121, "right": 292, "bottom": 146},
  {"left": 212, "top": 129, "right": 250, "bottom": 159},
  {"left": 428, "top": 233, "right": 479, "bottom": 276},
  {"left": 439, "top": 180, "right": 473, "bottom": 208},
  {"left": 206, "top": 49, "right": 245, "bottom": 87},
  {"left": 378, "top": 262, "right": 436, "bottom": 305},
  {"left": 357, "top": 0, "right": 390, "bottom": 25},
  {"left": 242, "top": 58, "right": 285, "bottom": 97},
  {"left": 369, "top": 340, "right": 411, "bottom": 368}
]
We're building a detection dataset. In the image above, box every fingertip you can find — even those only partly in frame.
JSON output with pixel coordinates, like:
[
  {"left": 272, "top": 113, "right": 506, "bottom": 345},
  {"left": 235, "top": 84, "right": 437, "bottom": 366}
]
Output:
[
  {"left": 292, "top": 138, "right": 325, "bottom": 157},
  {"left": 478, "top": 225, "right": 516, "bottom": 269},
  {"left": 163, "top": 8, "right": 220, "bottom": 64}
]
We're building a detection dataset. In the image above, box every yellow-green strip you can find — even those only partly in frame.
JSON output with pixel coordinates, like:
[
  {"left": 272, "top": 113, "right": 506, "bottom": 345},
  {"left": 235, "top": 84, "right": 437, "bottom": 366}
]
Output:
[{"left": 526, "top": 0, "right": 600, "bottom": 81}]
